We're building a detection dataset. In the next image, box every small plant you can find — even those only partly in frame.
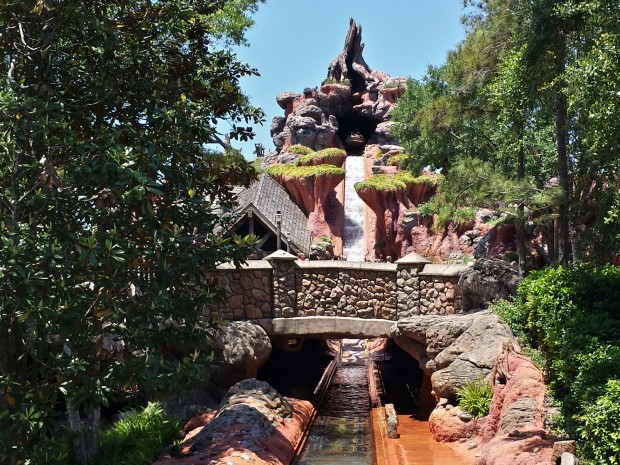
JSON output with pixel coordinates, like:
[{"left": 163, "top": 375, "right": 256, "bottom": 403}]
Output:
[
  {"left": 322, "top": 78, "right": 350, "bottom": 86},
  {"left": 417, "top": 201, "right": 437, "bottom": 218},
  {"left": 387, "top": 154, "right": 409, "bottom": 166},
  {"left": 98, "top": 402, "right": 181, "bottom": 465},
  {"left": 456, "top": 379, "right": 494, "bottom": 418}
]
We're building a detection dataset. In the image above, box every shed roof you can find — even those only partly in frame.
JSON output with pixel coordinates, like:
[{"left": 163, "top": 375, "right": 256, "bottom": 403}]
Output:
[{"left": 234, "top": 174, "right": 311, "bottom": 254}]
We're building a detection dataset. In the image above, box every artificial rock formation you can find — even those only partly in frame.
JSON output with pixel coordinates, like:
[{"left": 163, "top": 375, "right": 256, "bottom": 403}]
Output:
[
  {"left": 155, "top": 379, "right": 313, "bottom": 465},
  {"left": 209, "top": 321, "right": 272, "bottom": 389},
  {"left": 268, "top": 167, "right": 345, "bottom": 241},
  {"left": 264, "top": 19, "right": 405, "bottom": 167},
  {"left": 391, "top": 310, "right": 518, "bottom": 400},
  {"left": 459, "top": 258, "right": 522, "bottom": 310},
  {"left": 428, "top": 343, "right": 559, "bottom": 465}
]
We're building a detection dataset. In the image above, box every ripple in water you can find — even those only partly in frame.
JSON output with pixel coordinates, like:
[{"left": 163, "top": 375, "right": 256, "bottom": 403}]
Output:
[{"left": 295, "top": 341, "right": 372, "bottom": 465}]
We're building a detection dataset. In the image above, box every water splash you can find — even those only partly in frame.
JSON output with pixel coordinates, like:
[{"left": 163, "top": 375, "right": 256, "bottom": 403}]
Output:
[{"left": 343, "top": 156, "right": 366, "bottom": 261}]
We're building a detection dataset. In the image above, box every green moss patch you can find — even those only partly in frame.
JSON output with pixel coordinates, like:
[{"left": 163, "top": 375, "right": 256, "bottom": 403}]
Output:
[
  {"left": 387, "top": 154, "right": 409, "bottom": 166},
  {"left": 266, "top": 163, "right": 345, "bottom": 179},
  {"left": 286, "top": 144, "right": 315, "bottom": 156},
  {"left": 298, "top": 148, "right": 346, "bottom": 166},
  {"left": 355, "top": 172, "right": 439, "bottom": 192}
]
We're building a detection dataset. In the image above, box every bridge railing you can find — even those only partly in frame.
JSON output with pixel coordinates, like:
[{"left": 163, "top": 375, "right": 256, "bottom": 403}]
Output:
[{"left": 204, "top": 252, "right": 469, "bottom": 322}]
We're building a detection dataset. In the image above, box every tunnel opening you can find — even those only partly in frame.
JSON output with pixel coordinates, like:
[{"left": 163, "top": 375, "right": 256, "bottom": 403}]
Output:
[
  {"left": 257, "top": 338, "right": 333, "bottom": 402},
  {"left": 377, "top": 340, "right": 436, "bottom": 420},
  {"left": 336, "top": 109, "right": 378, "bottom": 151}
]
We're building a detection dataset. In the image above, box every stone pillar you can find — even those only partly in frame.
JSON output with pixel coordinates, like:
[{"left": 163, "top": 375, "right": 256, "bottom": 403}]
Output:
[
  {"left": 265, "top": 250, "right": 298, "bottom": 318},
  {"left": 395, "top": 252, "right": 430, "bottom": 318}
]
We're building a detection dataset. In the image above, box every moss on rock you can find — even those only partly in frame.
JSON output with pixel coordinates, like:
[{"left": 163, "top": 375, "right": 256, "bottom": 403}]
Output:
[
  {"left": 355, "top": 172, "right": 439, "bottom": 193},
  {"left": 266, "top": 163, "right": 345, "bottom": 179}
]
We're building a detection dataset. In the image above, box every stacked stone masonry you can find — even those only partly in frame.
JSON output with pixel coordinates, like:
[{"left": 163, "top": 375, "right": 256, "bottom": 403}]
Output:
[
  {"left": 205, "top": 262, "right": 272, "bottom": 320},
  {"left": 204, "top": 258, "right": 469, "bottom": 321}
]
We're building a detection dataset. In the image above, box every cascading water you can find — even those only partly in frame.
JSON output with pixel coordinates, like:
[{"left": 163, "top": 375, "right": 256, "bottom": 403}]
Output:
[{"left": 343, "top": 156, "right": 367, "bottom": 261}]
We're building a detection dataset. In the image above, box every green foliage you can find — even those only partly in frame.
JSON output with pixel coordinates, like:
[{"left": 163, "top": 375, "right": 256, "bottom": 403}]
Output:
[
  {"left": 494, "top": 264, "right": 620, "bottom": 461},
  {"left": 354, "top": 172, "right": 438, "bottom": 193},
  {"left": 0, "top": 0, "right": 262, "bottom": 462},
  {"left": 316, "top": 148, "right": 346, "bottom": 158},
  {"left": 286, "top": 145, "right": 315, "bottom": 156},
  {"left": 456, "top": 379, "right": 494, "bottom": 418},
  {"left": 297, "top": 148, "right": 346, "bottom": 166},
  {"left": 578, "top": 380, "right": 620, "bottom": 465},
  {"left": 98, "top": 403, "right": 180, "bottom": 465},
  {"left": 417, "top": 200, "right": 476, "bottom": 232},
  {"left": 266, "top": 164, "right": 345, "bottom": 179},
  {"left": 387, "top": 154, "right": 409, "bottom": 166},
  {"left": 251, "top": 157, "right": 264, "bottom": 173},
  {"left": 322, "top": 78, "right": 351, "bottom": 86}
]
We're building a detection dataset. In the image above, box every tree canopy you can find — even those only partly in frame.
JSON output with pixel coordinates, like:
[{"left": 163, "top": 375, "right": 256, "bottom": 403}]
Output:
[
  {"left": 392, "top": 0, "right": 620, "bottom": 266},
  {"left": 0, "top": 1, "right": 264, "bottom": 463}
]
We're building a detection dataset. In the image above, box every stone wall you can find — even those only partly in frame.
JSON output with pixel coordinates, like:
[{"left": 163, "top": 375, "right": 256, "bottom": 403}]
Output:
[
  {"left": 296, "top": 262, "right": 397, "bottom": 319},
  {"left": 204, "top": 254, "right": 469, "bottom": 321},
  {"left": 205, "top": 261, "right": 272, "bottom": 320}
]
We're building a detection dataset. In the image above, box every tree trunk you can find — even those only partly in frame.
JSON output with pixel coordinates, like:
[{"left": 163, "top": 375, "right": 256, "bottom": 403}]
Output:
[
  {"left": 516, "top": 126, "right": 528, "bottom": 275},
  {"left": 555, "top": 34, "right": 572, "bottom": 265},
  {"left": 67, "top": 397, "right": 101, "bottom": 465}
]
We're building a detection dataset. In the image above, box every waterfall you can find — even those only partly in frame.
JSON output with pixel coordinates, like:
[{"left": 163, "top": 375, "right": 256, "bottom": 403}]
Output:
[{"left": 343, "top": 156, "right": 366, "bottom": 261}]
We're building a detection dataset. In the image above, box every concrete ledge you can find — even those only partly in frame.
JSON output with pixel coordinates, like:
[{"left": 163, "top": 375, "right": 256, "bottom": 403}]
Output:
[
  {"left": 216, "top": 260, "right": 273, "bottom": 270},
  {"left": 256, "top": 316, "right": 396, "bottom": 338},
  {"left": 419, "top": 263, "right": 470, "bottom": 277},
  {"left": 296, "top": 261, "right": 398, "bottom": 271}
]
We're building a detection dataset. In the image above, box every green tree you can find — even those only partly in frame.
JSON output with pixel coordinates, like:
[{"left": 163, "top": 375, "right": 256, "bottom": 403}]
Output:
[{"left": 0, "top": 1, "right": 263, "bottom": 463}]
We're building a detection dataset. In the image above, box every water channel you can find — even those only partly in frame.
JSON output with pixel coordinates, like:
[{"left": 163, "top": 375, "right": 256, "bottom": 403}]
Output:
[{"left": 294, "top": 340, "right": 372, "bottom": 465}]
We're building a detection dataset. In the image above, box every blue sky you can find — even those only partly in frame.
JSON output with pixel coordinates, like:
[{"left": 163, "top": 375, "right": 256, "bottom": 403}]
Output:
[{"left": 227, "top": 0, "right": 468, "bottom": 159}]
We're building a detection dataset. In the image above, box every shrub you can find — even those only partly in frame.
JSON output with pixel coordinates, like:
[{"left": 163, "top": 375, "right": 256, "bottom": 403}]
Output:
[
  {"left": 496, "top": 264, "right": 620, "bottom": 461},
  {"left": 266, "top": 164, "right": 345, "bottom": 179},
  {"left": 286, "top": 145, "right": 315, "bottom": 156},
  {"left": 355, "top": 172, "right": 435, "bottom": 193},
  {"left": 97, "top": 402, "right": 181, "bottom": 465},
  {"left": 456, "top": 379, "right": 494, "bottom": 417},
  {"left": 316, "top": 148, "right": 346, "bottom": 158},
  {"left": 578, "top": 379, "right": 620, "bottom": 465},
  {"left": 387, "top": 154, "right": 409, "bottom": 166}
]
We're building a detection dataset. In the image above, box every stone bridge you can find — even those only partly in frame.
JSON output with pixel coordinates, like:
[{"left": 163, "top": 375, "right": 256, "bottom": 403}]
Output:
[{"left": 205, "top": 251, "right": 470, "bottom": 339}]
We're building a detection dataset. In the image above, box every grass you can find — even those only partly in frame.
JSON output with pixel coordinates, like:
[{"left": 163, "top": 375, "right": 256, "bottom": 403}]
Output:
[
  {"left": 250, "top": 157, "right": 264, "bottom": 173},
  {"left": 355, "top": 172, "right": 439, "bottom": 193},
  {"left": 98, "top": 402, "right": 181, "bottom": 465},
  {"left": 286, "top": 145, "right": 315, "bottom": 156},
  {"left": 298, "top": 148, "right": 346, "bottom": 166},
  {"left": 266, "top": 163, "right": 345, "bottom": 179},
  {"left": 456, "top": 379, "right": 494, "bottom": 417}
]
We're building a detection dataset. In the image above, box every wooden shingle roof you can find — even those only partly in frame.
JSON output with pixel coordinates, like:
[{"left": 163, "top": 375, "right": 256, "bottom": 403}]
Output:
[{"left": 234, "top": 174, "right": 311, "bottom": 254}]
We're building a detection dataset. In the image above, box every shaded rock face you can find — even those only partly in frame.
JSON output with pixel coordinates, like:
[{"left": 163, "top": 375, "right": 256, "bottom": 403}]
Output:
[
  {"left": 391, "top": 310, "right": 517, "bottom": 401},
  {"left": 155, "top": 379, "right": 313, "bottom": 465},
  {"left": 209, "top": 321, "right": 272, "bottom": 389},
  {"left": 264, "top": 19, "right": 405, "bottom": 167},
  {"left": 459, "top": 258, "right": 522, "bottom": 310}
]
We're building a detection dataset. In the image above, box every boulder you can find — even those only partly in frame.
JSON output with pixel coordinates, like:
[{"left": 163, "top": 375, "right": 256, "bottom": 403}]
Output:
[
  {"left": 209, "top": 321, "right": 272, "bottom": 389},
  {"left": 428, "top": 406, "right": 479, "bottom": 442},
  {"left": 459, "top": 258, "right": 522, "bottom": 310},
  {"left": 392, "top": 311, "right": 518, "bottom": 400}
]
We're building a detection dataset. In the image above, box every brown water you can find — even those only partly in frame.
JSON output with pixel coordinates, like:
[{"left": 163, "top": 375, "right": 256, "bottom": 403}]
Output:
[{"left": 372, "top": 412, "right": 475, "bottom": 465}]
